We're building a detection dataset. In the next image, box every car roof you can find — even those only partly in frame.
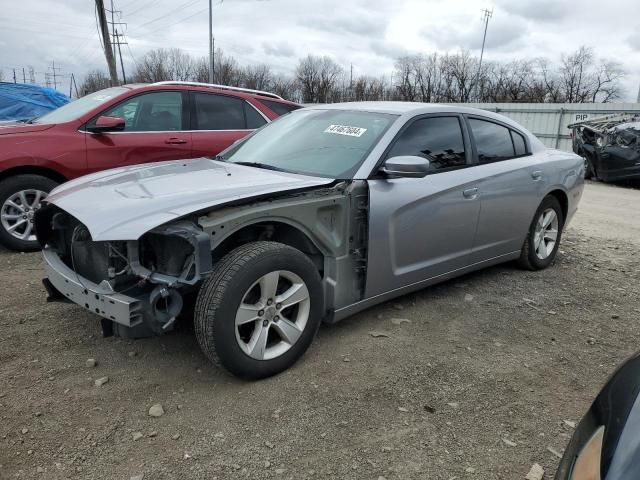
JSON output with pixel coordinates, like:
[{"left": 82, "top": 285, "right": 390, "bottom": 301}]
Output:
[
  {"left": 121, "top": 82, "right": 299, "bottom": 106},
  {"left": 303, "top": 101, "right": 533, "bottom": 131}
]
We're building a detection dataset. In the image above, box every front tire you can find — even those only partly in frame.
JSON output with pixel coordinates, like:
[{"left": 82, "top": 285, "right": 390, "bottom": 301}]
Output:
[
  {"left": 194, "top": 241, "right": 323, "bottom": 379},
  {"left": 584, "top": 156, "right": 597, "bottom": 180},
  {"left": 0, "top": 175, "right": 58, "bottom": 251},
  {"left": 518, "top": 195, "right": 564, "bottom": 271}
]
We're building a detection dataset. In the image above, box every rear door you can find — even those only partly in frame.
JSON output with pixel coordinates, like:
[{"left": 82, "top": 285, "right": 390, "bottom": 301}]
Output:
[
  {"left": 190, "top": 92, "right": 268, "bottom": 157},
  {"left": 366, "top": 114, "right": 483, "bottom": 297},
  {"left": 84, "top": 90, "right": 192, "bottom": 172},
  {"left": 466, "top": 116, "right": 543, "bottom": 262}
]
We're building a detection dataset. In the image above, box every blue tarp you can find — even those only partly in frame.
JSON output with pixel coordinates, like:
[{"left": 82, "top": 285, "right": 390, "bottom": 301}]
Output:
[{"left": 0, "top": 82, "right": 70, "bottom": 121}]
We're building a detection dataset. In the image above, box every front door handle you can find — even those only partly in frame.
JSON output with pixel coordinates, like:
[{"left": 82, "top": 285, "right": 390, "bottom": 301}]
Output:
[
  {"left": 531, "top": 170, "right": 542, "bottom": 180},
  {"left": 165, "top": 138, "right": 188, "bottom": 145},
  {"left": 463, "top": 187, "right": 479, "bottom": 199}
]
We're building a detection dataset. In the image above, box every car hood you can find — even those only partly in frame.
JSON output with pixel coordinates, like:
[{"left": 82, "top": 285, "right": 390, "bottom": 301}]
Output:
[
  {"left": 46, "top": 158, "right": 334, "bottom": 241},
  {"left": 0, "top": 121, "right": 55, "bottom": 135}
]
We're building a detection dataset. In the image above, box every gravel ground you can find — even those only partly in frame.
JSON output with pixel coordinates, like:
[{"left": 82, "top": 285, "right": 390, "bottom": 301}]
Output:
[{"left": 1, "top": 181, "right": 639, "bottom": 480}]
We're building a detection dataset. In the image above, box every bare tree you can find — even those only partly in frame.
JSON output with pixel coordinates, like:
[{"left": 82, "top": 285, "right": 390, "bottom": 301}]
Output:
[
  {"left": 295, "top": 54, "right": 320, "bottom": 103},
  {"left": 132, "top": 48, "right": 194, "bottom": 83},
  {"left": 242, "top": 64, "right": 272, "bottom": 91},
  {"left": 558, "top": 46, "right": 593, "bottom": 103},
  {"left": 353, "top": 75, "right": 386, "bottom": 101},
  {"left": 295, "top": 55, "right": 342, "bottom": 103},
  {"left": 590, "top": 60, "right": 625, "bottom": 102},
  {"left": 79, "top": 44, "right": 626, "bottom": 104},
  {"left": 0, "top": 70, "right": 4, "bottom": 82},
  {"left": 78, "top": 70, "right": 111, "bottom": 96},
  {"left": 213, "top": 49, "right": 242, "bottom": 86},
  {"left": 271, "top": 74, "right": 299, "bottom": 101}
]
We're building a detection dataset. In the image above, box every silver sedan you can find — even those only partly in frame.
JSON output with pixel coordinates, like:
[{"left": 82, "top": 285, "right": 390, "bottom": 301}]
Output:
[{"left": 39, "top": 102, "right": 584, "bottom": 378}]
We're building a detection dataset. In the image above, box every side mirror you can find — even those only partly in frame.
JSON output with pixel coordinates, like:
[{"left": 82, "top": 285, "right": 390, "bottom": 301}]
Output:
[
  {"left": 87, "top": 116, "right": 126, "bottom": 134},
  {"left": 380, "top": 155, "right": 431, "bottom": 178}
]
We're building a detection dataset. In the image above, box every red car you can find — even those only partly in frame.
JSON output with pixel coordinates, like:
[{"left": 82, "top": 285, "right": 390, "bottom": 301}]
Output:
[{"left": 0, "top": 81, "right": 300, "bottom": 251}]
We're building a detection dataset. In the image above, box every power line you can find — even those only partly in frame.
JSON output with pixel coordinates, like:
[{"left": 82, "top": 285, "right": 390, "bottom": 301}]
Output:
[{"left": 136, "top": 0, "right": 200, "bottom": 28}]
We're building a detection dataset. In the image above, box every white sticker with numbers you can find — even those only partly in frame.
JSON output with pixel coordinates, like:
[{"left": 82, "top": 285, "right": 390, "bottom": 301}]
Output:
[{"left": 324, "top": 124, "right": 367, "bottom": 137}]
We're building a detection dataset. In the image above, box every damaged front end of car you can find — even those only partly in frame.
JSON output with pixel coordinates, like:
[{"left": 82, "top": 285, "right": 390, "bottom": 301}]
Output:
[
  {"left": 570, "top": 114, "right": 640, "bottom": 182},
  {"left": 36, "top": 205, "right": 212, "bottom": 338}
]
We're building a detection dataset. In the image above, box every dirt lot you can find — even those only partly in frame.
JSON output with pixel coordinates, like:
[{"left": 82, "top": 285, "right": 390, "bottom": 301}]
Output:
[{"left": 1, "top": 181, "right": 639, "bottom": 480}]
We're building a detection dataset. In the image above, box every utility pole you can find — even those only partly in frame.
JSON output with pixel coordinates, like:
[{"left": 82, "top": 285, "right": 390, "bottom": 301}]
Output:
[
  {"left": 13, "top": 68, "right": 16, "bottom": 83},
  {"left": 208, "top": 0, "right": 214, "bottom": 83},
  {"left": 474, "top": 8, "right": 492, "bottom": 102},
  {"left": 115, "top": 29, "right": 127, "bottom": 83},
  {"left": 637, "top": 82, "right": 640, "bottom": 103},
  {"left": 22, "top": 68, "right": 26, "bottom": 83},
  {"left": 107, "top": 0, "right": 128, "bottom": 84},
  {"left": 95, "top": 0, "right": 118, "bottom": 85},
  {"left": 49, "top": 61, "right": 61, "bottom": 90}
]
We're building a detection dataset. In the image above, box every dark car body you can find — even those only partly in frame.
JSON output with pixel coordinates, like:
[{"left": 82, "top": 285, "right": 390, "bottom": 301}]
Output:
[
  {"left": 570, "top": 114, "right": 640, "bottom": 182},
  {"left": 556, "top": 352, "right": 640, "bottom": 480}
]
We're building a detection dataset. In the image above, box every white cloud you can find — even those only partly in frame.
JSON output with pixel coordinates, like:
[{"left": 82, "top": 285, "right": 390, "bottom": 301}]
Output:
[{"left": 0, "top": 0, "right": 638, "bottom": 100}]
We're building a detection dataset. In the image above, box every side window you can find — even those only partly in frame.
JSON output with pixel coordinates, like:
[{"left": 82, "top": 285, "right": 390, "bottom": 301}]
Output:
[
  {"left": 511, "top": 130, "right": 527, "bottom": 156},
  {"left": 469, "top": 118, "right": 515, "bottom": 164},
  {"left": 98, "top": 91, "right": 183, "bottom": 132},
  {"left": 244, "top": 102, "right": 267, "bottom": 129},
  {"left": 386, "top": 116, "right": 466, "bottom": 171},
  {"left": 194, "top": 93, "right": 245, "bottom": 130}
]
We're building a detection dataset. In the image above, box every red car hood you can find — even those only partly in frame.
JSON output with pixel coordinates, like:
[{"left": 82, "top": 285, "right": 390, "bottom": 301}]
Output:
[{"left": 0, "top": 121, "right": 55, "bottom": 135}]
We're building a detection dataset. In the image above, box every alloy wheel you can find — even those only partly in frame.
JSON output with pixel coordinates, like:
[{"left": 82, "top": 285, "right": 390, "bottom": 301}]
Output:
[
  {"left": 0, "top": 189, "right": 47, "bottom": 242},
  {"left": 235, "top": 270, "right": 310, "bottom": 361},
  {"left": 534, "top": 208, "right": 559, "bottom": 260}
]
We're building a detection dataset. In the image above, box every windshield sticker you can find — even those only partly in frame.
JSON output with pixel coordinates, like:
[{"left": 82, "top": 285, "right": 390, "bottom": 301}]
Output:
[{"left": 324, "top": 124, "right": 367, "bottom": 137}]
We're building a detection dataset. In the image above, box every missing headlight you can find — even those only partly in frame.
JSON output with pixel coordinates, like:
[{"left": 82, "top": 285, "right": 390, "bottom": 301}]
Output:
[{"left": 140, "top": 232, "right": 195, "bottom": 278}]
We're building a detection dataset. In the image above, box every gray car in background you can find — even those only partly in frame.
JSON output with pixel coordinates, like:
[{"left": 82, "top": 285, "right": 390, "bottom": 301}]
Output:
[{"left": 36, "top": 102, "right": 584, "bottom": 379}]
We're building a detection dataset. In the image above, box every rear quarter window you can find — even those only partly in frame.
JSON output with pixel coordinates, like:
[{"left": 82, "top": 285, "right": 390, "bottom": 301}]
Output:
[
  {"left": 469, "top": 118, "right": 516, "bottom": 164},
  {"left": 511, "top": 130, "right": 528, "bottom": 156},
  {"left": 258, "top": 99, "right": 301, "bottom": 116}
]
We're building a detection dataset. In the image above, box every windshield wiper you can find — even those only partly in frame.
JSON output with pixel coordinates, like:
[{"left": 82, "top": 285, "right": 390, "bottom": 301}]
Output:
[{"left": 233, "top": 161, "right": 288, "bottom": 172}]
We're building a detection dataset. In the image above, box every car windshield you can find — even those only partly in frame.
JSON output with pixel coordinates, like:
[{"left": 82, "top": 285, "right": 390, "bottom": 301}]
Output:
[
  {"left": 222, "top": 109, "right": 397, "bottom": 178},
  {"left": 33, "top": 87, "right": 128, "bottom": 124}
]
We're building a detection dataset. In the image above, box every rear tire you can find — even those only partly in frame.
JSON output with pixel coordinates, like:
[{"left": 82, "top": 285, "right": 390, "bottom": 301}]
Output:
[
  {"left": 194, "top": 241, "right": 323, "bottom": 379},
  {"left": 518, "top": 195, "right": 564, "bottom": 271},
  {"left": 0, "top": 175, "right": 58, "bottom": 251}
]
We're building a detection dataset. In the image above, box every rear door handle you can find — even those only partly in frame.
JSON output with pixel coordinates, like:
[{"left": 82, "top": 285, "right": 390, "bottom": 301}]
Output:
[
  {"left": 463, "top": 187, "right": 479, "bottom": 199},
  {"left": 165, "top": 138, "right": 188, "bottom": 145},
  {"left": 531, "top": 170, "right": 542, "bottom": 180}
]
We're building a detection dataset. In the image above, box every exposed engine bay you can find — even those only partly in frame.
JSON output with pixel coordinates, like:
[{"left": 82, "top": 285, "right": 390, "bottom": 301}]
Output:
[
  {"left": 569, "top": 114, "right": 640, "bottom": 182},
  {"left": 35, "top": 181, "right": 369, "bottom": 338}
]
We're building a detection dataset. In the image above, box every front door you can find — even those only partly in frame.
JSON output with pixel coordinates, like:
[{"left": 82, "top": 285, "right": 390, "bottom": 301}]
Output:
[
  {"left": 365, "top": 115, "right": 482, "bottom": 298},
  {"left": 84, "top": 90, "right": 192, "bottom": 172}
]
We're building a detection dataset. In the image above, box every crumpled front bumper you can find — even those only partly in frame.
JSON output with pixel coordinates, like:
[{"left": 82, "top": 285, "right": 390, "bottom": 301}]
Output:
[{"left": 43, "top": 247, "right": 143, "bottom": 327}]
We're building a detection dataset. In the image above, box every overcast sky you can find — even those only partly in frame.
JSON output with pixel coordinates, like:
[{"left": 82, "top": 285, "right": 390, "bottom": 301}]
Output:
[{"left": 1, "top": 0, "right": 638, "bottom": 100}]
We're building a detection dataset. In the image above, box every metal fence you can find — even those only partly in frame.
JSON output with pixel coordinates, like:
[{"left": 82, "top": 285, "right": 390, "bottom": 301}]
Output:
[{"left": 453, "top": 102, "right": 640, "bottom": 152}]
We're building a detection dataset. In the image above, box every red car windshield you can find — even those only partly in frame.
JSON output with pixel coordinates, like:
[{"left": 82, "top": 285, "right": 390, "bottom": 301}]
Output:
[{"left": 33, "top": 87, "right": 128, "bottom": 124}]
